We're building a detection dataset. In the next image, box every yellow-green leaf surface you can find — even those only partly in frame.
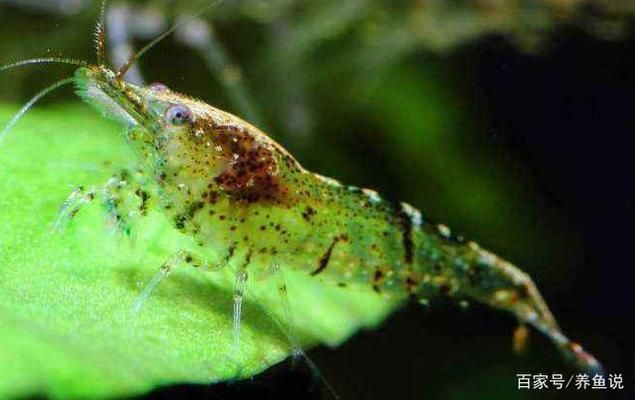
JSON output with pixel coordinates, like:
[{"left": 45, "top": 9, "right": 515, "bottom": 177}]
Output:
[{"left": 0, "top": 104, "right": 401, "bottom": 399}]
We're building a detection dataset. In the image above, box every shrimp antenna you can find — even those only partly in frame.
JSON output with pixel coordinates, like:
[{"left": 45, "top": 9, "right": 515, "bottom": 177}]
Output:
[
  {"left": 0, "top": 57, "right": 88, "bottom": 74},
  {"left": 95, "top": 0, "right": 109, "bottom": 66},
  {"left": 116, "top": 0, "right": 224, "bottom": 79},
  {"left": 0, "top": 77, "right": 74, "bottom": 146}
]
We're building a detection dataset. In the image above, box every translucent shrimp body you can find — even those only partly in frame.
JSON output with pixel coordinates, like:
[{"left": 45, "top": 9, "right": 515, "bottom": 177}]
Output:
[{"left": 74, "top": 64, "right": 601, "bottom": 373}]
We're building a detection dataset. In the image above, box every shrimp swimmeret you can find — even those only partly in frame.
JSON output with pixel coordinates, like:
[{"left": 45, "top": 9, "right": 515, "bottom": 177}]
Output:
[{"left": 1, "top": 0, "right": 601, "bottom": 383}]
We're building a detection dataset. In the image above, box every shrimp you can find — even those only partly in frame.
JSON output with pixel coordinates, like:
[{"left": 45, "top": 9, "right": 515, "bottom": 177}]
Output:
[{"left": 1, "top": 0, "right": 601, "bottom": 383}]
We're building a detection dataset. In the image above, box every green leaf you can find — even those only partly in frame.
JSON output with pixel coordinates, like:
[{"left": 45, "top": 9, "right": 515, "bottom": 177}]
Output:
[{"left": 0, "top": 104, "right": 401, "bottom": 399}]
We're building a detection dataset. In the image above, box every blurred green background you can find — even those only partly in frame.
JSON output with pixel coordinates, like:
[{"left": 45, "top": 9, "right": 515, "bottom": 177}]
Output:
[{"left": 1, "top": 1, "right": 633, "bottom": 399}]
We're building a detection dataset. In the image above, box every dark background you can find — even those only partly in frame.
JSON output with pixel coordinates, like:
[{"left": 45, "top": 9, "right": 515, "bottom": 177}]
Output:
[{"left": 1, "top": 1, "right": 633, "bottom": 399}]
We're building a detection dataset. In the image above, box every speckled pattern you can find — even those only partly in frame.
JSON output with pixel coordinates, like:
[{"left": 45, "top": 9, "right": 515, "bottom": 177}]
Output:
[{"left": 73, "top": 64, "right": 601, "bottom": 373}]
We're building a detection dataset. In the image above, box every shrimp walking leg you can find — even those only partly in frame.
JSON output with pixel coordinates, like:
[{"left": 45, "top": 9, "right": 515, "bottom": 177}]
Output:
[
  {"left": 131, "top": 249, "right": 225, "bottom": 314},
  {"left": 132, "top": 247, "right": 251, "bottom": 375},
  {"left": 232, "top": 252, "right": 250, "bottom": 355},
  {"left": 53, "top": 185, "right": 96, "bottom": 232},
  {"left": 270, "top": 264, "right": 340, "bottom": 399},
  {"left": 53, "top": 168, "right": 153, "bottom": 235},
  {"left": 269, "top": 264, "right": 303, "bottom": 362}
]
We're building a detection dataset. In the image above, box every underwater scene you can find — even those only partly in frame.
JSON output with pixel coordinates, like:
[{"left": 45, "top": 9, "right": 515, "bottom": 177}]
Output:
[{"left": 0, "top": 1, "right": 633, "bottom": 399}]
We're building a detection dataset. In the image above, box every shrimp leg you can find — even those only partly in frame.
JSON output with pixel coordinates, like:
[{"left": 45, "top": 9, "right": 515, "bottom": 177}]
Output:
[
  {"left": 232, "top": 251, "right": 251, "bottom": 355},
  {"left": 132, "top": 245, "right": 253, "bottom": 359},
  {"left": 131, "top": 247, "right": 233, "bottom": 314},
  {"left": 267, "top": 263, "right": 340, "bottom": 399},
  {"left": 267, "top": 264, "right": 303, "bottom": 361},
  {"left": 132, "top": 247, "right": 251, "bottom": 376},
  {"left": 53, "top": 168, "right": 153, "bottom": 236}
]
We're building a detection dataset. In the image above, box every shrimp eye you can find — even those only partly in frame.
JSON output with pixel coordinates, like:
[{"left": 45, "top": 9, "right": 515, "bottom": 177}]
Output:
[
  {"left": 148, "top": 82, "right": 169, "bottom": 92},
  {"left": 165, "top": 104, "right": 193, "bottom": 126}
]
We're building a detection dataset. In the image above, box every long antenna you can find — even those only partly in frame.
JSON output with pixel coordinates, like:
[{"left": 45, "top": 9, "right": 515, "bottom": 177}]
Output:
[
  {"left": 95, "top": 0, "right": 109, "bottom": 65},
  {"left": 0, "top": 77, "right": 74, "bottom": 145},
  {"left": 0, "top": 57, "right": 88, "bottom": 74},
  {"left": 116, "top": 0, "right": 223, "bottom": 79}
]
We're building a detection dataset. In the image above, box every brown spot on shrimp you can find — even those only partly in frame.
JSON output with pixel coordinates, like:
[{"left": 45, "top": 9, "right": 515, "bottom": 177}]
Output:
[
  {"left": 310, "top": 236, "right": 341, "bottom": 276},
  {"left": 301, "top": 206, "right": 316, "bottom": 222},
  {"left": 210, "top": 124, "right": 291, "bottom": 205},
  {"left": 392, "top": 202, "right": 415, "bottom": 264}
]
